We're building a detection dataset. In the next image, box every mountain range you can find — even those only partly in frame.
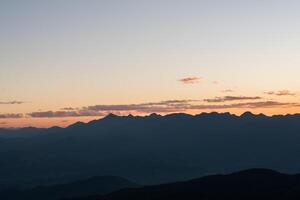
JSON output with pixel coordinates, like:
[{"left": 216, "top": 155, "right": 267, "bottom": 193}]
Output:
[
  {"left": 1, "top": 112, "right": 300, "bottom": 190},
  {"left": 0, "top": 176, "right": 137, "bottom": 200},
  {"left": 69, "top": 169, "right": 300, "bottom": 200}
]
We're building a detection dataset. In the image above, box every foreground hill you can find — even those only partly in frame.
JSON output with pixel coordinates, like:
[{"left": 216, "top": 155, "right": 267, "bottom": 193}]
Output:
[
  {"left": 1, "top": 112, "right": 300, "bottom": 189},
  {"left": 72, "top": 169, "right": 300, "bottom": 200},
  {"left": 0, "top": 176, "right": 138, "bottom": 200}
]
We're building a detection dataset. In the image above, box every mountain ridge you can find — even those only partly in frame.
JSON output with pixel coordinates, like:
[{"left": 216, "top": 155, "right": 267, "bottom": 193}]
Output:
[
  {"left": 1, "top": 112, "right": 300, "bottom": 189},
  {"left": 69, "top": 169, "right": 300, "bottom": 200},
  {"left": 2, "top": 111, "right": 300, "bottom": 131},
  {"left": 0, "top": 176, "right": 138, "bottom": 200}
]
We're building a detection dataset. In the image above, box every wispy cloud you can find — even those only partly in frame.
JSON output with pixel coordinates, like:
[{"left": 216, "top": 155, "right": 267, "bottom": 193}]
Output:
[
  {"left": 0, "top": 113, "right": 23, "bottom": 118},
  {"left": 28, "top": 110, "right": 106, "bottom": 118},
  {"left": 203, "top": 96, "right": 262, "bottom": 103},
  {"left": 61, "top": 107, "right": 76, "bottom": 111},
  {"left": 221, "top": 89, "right": 235, "bottom": 93},
  {"left": 179, "top": 77, "right": 202, "bottom": 84},
  {"left": 0, "top": 101, "right": 25, "bottom": 105},
  {"left": 190, "top": 101, "right": 299, "bottom": 110},
  {"left": 264, "top": 90, "right": 296, "bottom": 96},
  {"left": 28, "top": 100, "right": 198, "bottom": 118},
  {"left": 26, "top": 99, "right": 300, "bottom": 118},
  {"left": 83, "top": 100, "right": 198, "bottom": 114}
]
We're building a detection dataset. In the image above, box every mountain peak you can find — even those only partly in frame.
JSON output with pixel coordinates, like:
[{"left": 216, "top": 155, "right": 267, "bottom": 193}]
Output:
[
  {"left": 196, "top": 112, "right": 235, "bottom": 118},
  {"left": 104, "top": 113, "right": 119, "bottom": 119},
  {"left": 67, "top": 121, "right": 85, "bottom": 128},
  {"left": 148, "top": 113, "right": 161, "bottom": 118},
  {"left": 241, "top": 111, "right": 256, "bottom": 118}
]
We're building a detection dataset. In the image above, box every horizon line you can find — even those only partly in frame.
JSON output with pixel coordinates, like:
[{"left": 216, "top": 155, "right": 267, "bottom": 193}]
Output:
[{"left": 2, "top": 111, "right": 300, "bottom": 130}]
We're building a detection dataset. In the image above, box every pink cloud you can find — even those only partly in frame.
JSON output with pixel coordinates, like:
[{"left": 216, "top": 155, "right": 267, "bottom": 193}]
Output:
[{"left": 179, "top": 77, "right": 202, "bottom": 84}]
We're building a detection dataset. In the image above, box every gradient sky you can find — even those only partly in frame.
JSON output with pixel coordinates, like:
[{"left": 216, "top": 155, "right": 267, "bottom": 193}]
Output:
[{"left": 1, "top": 0, "right": 300, "bottom": 128}]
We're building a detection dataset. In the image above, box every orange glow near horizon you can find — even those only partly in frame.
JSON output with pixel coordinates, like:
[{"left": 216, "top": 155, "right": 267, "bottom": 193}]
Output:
[{"left": 1, "top": 107, "right": 300, "bottom": 128}]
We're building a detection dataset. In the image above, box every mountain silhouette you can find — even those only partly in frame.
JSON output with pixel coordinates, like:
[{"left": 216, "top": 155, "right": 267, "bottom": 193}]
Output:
[
  {"left": 0, "top": 176, "right": 138, "bottom": 200},
  {"left": 69, "top": 169, "right": 300, "bottom": 200},
  {"left": 1, "top": 112, "right": 300, "bottom": 189}
]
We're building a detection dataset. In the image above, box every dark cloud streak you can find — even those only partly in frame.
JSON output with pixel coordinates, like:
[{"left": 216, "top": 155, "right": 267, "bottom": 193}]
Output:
[
  {"left": 28, "top": 110, "right": 106, "bottom": 118},
  {"left": 204, "top": 96, "right": 262, "bottom": 103},
  {"left": 179, "top": 77, "right": 201, "bottom": 84},
  {"left": 0, "top": 113, "right": 23, "bottom": 118},
  {"left": 222, "top": 89, "right": 235, "bottom": 93},
  {"left": 27, "top": 99, "right": 300, "bottom": 118},
  {"left": 265, "top": 90, "right": 296, "bottom": 96},
  {"left": 190, "top": 101, "right": 299, "bottom": 110},
  {"left": 0, "top": 101, "right": 25, "bottom": 105}
]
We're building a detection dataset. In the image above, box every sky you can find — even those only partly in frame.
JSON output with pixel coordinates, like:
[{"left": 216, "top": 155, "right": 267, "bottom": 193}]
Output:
[{"left": 1, "top": 0, "right": 300, "bottom": 128}]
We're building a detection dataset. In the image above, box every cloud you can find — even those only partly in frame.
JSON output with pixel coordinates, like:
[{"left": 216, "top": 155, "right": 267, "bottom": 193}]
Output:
[
  {"left": 265, "top": 90, "right": 296, "bottom": 96},
  {"left": 61, "top": 107, "right": 76, "bottom": 111},
  {"left": 179, "top": 77, "right": 201, "bottom": 84},
  {"left": 222, "top": 89, "right": 235, "bottom": 93},
  {"left": 28, "top": 100, "right": 198, "bottom": 118},
  {"left": 26, "top": 98, "right": 300, "bottom": 118},
  {"left": 0, "top": 101, "right": 25, "bottom": 105},
  {"left": 28, "top": 110, "right": 106, "bottom": 118},
  {"left": 189, "top": 101, "right": 300, "bottom": 110},
  {"left": 203, "top": 96, "right": 262, "bottom": 103},
  {"left": 84, "top": 100, "right": 197, "bottom": 114},
  {"left": 0, "top": 122, "right": 7, "bottom": 125},
  {"left": 0, "top": 113, "right": 23, "bottom": 118}
]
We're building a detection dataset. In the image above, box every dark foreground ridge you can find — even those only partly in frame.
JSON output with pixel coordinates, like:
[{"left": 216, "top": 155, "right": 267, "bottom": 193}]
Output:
[
  {"left": 71, "top": 169, "right": 300, "bottom": 200},
  {"left": 0, "top": 176, "right": 138, "bottom": 200},
  {"left": 1, "top": 112, "right": 300, "bottom": 189}
]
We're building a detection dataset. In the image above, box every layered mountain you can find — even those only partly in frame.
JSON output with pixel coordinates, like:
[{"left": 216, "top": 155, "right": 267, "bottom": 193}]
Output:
[
  {"left": 70, "top": 169, "right": 300, "bottom": 200},
  {"left": 0, "top": 176, "right": 138, "bottom": 200},
  {"left": 1, "top": 112, "right": 300, "bottom": 189}
]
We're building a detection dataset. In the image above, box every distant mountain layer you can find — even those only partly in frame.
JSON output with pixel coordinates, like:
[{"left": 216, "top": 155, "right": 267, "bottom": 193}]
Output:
[
  {"left": 0, "top": 176, "right": 138, "bottom": 200},
  {"left": 1, "top": 112, "right": 300, "bottom": 189},
  {"left": 71, "top": 169, "right": 300, "bottom": 200}
]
